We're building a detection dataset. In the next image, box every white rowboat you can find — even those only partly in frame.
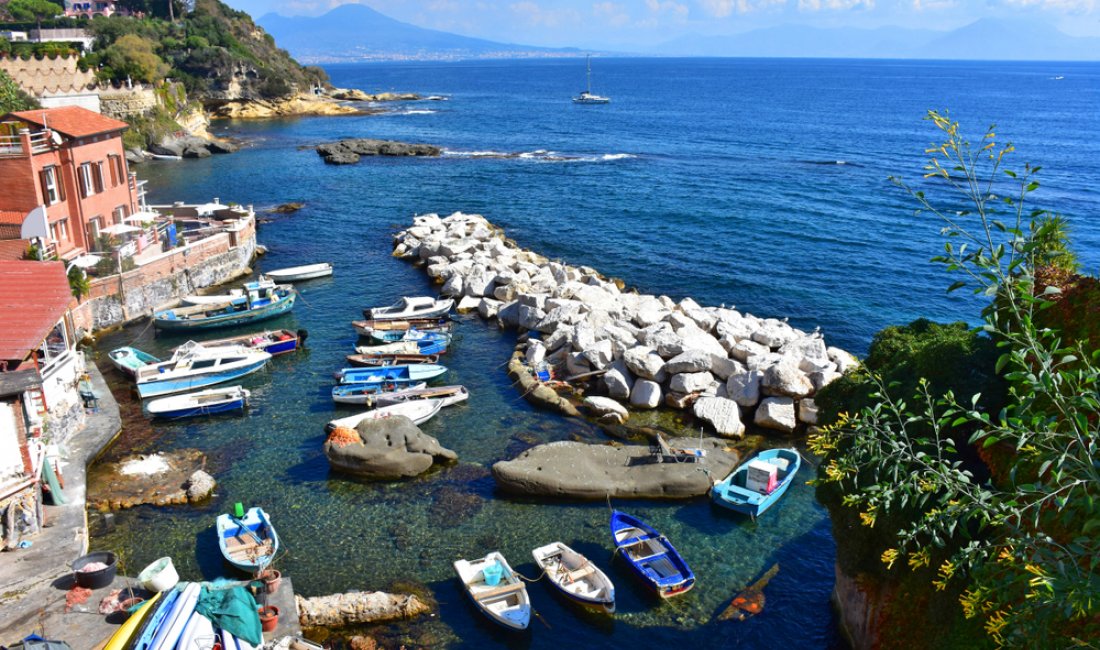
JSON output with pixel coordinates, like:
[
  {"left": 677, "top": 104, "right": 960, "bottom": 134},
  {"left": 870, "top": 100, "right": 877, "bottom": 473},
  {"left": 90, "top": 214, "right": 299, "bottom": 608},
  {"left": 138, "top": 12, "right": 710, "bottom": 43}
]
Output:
[
  {"left": 532, "top": 541, "right": 615, "bottom": 613},
  {"left": 263, "top": 263, "right": 333, "bottom": 282},
  {"left": 454, "top": 552, "right": 531, "bottom": 631},
  {"left": 325, "top": 399, "right": 443, "bottom": 432}
]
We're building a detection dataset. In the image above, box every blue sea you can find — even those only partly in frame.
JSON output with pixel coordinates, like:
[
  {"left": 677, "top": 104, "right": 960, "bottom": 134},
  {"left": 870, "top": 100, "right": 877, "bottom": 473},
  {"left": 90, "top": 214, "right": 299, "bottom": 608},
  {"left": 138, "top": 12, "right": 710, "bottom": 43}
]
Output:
[{"left": 92, "top": 58, "right": 1100, "bottom": 649}]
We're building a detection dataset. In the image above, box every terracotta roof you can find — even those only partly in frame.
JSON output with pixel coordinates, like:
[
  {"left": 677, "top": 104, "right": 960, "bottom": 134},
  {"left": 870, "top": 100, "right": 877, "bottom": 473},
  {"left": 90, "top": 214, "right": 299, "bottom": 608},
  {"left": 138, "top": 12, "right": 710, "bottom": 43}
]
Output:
[
  {"left": 0, "top": 261, "right": 73, "bottom": 363},
  {"left": 6, "top": 106, "right": 129, "bottom": 139},
  {"left": 0, "top": 210, "right": 27, "bottom": 225},
  {"left": 0, "top": 240, "right": 30, "bottom": 261}
]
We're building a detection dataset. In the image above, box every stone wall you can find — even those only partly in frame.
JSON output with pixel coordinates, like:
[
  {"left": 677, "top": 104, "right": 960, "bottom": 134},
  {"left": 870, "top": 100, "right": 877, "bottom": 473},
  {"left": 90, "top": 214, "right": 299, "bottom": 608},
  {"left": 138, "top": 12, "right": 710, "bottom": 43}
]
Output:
[
  {"left": 833, "top": 563, "right": 888, "bottom": 650},
  {"left": 0, "top": 54, "right": 96, "bottom": 95},
  {"left": 71, "top": 218, "right": 256, "bottom": 333},
  {"left": 98, "top": 87, "right": 158, "bottom": 119}
]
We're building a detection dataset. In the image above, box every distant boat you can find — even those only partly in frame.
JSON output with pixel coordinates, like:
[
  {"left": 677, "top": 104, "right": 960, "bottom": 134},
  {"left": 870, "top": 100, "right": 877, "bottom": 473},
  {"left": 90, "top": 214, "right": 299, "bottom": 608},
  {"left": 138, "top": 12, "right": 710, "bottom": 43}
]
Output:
[
  {"left": 573, "top": 55, "right": 610, "bottom": 104},
  {"left": 135, "top": 343, "right": 271, "bottom": 399},
  {"left": 155, "top": 280, "right": 296, "bottom": 331},
  {"left": 331, "top": 380, "right": 427, "bottom": 405},
  {"left": 172, "top": 329, "right": 302, "bottom": 357},
  {"left": 532, "top": 541, "right": 615, "bottom": 613},
  {"left": 362, "top": 326, "right": 453, "bottom": 346},
  {"left": 352, "top": 319, "right": 452, "bottom": 340},
  {"left": 711, "top": 447, "right": 801, "bottom": 517},
  {"left": 363, "top": 296, "right": 454, "bottom": 321},
  {"left": 146, "top": 385, "right": 250, "bottom": 419},
  {"left": 216, "top": 505, "right": 278, "bottom": 572},
  {"left": 107, "top": 346, "right": 161, "bottom": 379},
  {"left": 345, "top": 352, "right": 439, "bottom": 367},
  {"left": 355, "top": 339, "right": 449, "bottom": 356},
  {"left": 182, "top": 277, "right": 276, "bottom": 306},
  {"left": 610, "top": 510, "right": 694, "bottom": 599},
  {"left": 326, "top": 399, "right": 444, "bottom": 432},
  {"left": 454, "top": 552, "right": 531, "bottom": 631},
  {"left": 334, "top": 363, "right": 449, "bottom": 384},
  {"left": 263, "top": 263, "right": 333, "bottom": 282}
]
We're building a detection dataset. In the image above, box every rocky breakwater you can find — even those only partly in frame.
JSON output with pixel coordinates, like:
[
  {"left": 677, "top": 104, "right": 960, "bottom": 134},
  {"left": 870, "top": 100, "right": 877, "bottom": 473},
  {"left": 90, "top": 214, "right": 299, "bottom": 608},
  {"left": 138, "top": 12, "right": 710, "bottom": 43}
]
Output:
[
  {"left": 323, "top": 416, "right": 456, "bottom": 480},
  {"left": 391, "top": 212, "right": 858, "bottom": 436},
  {"left": 316, "top": 139, "right": 441, "bottom": 165}
]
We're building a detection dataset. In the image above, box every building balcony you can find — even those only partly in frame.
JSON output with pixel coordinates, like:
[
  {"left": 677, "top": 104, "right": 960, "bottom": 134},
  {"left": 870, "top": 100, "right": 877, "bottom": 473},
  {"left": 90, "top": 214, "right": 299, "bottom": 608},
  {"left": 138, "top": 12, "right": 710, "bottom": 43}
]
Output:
[{"left": 0, "top": 131, "right": 52, "bottom": 159}]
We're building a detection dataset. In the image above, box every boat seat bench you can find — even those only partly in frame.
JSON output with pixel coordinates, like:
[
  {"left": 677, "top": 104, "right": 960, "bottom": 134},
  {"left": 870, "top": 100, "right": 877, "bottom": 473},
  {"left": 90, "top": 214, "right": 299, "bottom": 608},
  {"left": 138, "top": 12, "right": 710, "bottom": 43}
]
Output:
[
  {"left": 566, "top": 565, "right": 596, "bottom": 582},
  {"left": 473, "top": 581, "right": 526, "bottom": 601}
]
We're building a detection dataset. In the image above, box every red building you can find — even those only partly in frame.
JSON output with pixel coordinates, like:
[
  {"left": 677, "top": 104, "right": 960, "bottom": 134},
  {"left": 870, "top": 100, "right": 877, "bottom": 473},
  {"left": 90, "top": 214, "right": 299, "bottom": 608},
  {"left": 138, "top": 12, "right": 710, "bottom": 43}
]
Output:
[{"left": 0, "top": 106, "right": 139, "bottom": 260}]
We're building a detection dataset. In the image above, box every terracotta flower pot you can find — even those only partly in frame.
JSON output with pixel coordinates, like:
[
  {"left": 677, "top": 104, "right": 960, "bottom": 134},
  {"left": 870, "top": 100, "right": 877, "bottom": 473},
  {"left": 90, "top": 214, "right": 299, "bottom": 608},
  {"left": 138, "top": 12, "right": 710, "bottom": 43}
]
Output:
[
  {"left": 258, "top": 605, "right": 279, "bottom": 632},
  {"left": 119, "top": 596, "right": 145, "bottom": 615},
  {"left": 260, "top": 568, "right": 281, "bottom": 594}
]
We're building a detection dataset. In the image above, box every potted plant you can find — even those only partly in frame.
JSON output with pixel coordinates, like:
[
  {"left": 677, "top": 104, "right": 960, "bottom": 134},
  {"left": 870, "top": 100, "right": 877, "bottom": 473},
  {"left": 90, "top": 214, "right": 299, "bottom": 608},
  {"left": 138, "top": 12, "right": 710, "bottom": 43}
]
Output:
[{"left": 257, "top": 605, "right": 279, "bottom": 632}]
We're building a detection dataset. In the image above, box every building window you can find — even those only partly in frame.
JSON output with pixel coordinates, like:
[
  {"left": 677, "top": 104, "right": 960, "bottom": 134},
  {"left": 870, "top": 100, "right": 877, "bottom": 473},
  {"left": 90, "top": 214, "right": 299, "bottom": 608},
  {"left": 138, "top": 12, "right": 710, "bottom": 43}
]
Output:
[
  {"left": 39, "top": 166, "right": 63, "bottom": 205},
  {"left": 50, "top": 219, "right": 69, "bottom": 242},
  {"left": 114, "top": 206, "right": 127, "bottom": 224},
  {"left": 93, "top": 162, "right": 105, "bottom": 193},
  {"left": 108, "top": 154, "right": 125, "bottom": 186},
  {"left": 79, "top": 162, "right": 94, "bottom": 197},
  {"left": 36, "top": 319, "right": 70, "bottom": 369}
]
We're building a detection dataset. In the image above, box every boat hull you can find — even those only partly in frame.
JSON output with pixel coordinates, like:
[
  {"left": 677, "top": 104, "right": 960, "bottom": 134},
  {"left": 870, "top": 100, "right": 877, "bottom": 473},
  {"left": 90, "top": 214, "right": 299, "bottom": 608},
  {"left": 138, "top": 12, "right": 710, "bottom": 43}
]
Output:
[
  {"left": 335, "top": 363, "right": 448, "bottom": 384},
  {"left": 215, "top": 507, "right": 278, "bottom": 572},
  {"left": 107, "top": 347, "right": 161, "bottom": 379},
  {"left": 264, "top": 263, "right": 333, "bottom": 282},
  {"left": 711, "top": 448, "right": 801, "bottom": 517},
  {"left": 178, "top": 330, "right": 300, "bottom": 357},
  {"left": 153, "top": 291, "right": 296, "bottom": 331},
  {"left": 610, "top": 511, "right": 695, "bottom": 599},
  {"left": 532, "top": 542, "right": 615, "bottom": 613},
  {"left": 136, "top": 357, "right": 268, "bottom": 399},
  {"left": 331, "top": 380, "right": 427, "bottom": 404},
  {"left": 454, "top": 553, "right": 531, "bottom": 631},
  {"left": 147, "top": 388, "right": 249, "bottom": 419}
]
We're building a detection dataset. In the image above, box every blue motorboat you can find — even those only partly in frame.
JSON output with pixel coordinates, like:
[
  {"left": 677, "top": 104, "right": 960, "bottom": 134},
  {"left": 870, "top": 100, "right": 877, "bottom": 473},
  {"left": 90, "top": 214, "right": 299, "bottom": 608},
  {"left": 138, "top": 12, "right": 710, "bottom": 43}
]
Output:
[
  {"left": 334, "top": 363, "right": 448, "bottom": 384},
  {"left": 366, "top": 327, "right": 451, "bottom": 345},
  {"left": 216, "top": 505, "right": 279, "bottom": 572},
  {"left": 711, "top": 447, "right": 801, "bottom": 517},
  {"left": 610, "top": 510, "right": 695, "bottom": 599},
  {"left": 331, "top": 380, "right": 427, "bottom": 405},
  {"left": 153, "top": 281, "right": 296, "bottom": 331},
  {"left": 135, "top": 343, "right": 271, "bottom": 399},
  {"left": 145, "top": 386, "right": 250, "bottom": 419}
]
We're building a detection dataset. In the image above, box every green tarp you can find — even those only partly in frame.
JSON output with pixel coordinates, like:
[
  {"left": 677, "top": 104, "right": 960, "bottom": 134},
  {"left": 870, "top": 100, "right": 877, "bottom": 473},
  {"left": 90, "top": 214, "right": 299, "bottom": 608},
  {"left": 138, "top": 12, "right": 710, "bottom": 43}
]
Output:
[{"left": 194, "top": 582, "right": 262, "bottom": 646}]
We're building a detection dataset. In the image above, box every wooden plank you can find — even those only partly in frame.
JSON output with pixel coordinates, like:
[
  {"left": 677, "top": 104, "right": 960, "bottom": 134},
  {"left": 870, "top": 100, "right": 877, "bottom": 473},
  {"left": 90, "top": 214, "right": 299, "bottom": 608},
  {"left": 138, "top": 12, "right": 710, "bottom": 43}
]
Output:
[{"left": 472, "top": 581, "right": 526, "bottom": 601}]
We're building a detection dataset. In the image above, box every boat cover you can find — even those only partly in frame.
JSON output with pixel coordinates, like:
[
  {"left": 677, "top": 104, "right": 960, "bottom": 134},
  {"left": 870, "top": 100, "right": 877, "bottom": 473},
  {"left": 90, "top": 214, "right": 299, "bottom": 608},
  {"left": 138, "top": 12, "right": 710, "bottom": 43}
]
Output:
[{"left": 194, "top": 582, "right": 262, "bottom": 646}]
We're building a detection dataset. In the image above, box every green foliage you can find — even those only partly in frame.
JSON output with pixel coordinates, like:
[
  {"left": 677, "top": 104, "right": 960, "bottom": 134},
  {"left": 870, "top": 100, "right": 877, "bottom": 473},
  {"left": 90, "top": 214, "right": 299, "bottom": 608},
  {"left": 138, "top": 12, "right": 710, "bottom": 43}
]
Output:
[
  {"left": 812, "top": 111, "right": 1100, "bottom": 647},
  {"left": 0, "top": 68, "right": 38, "bottom": 112},
  {"left": 67, "top": 266, "right": 90, "bottom": 300},
  {"left": 100, "top": 33, "right": 169, "bottom": 83},
  {"left": 122, "top": 105, "right": 181, "bottom": 147},
  {"left": 7, "top": 0, "right": 63, "bottom": 26}
]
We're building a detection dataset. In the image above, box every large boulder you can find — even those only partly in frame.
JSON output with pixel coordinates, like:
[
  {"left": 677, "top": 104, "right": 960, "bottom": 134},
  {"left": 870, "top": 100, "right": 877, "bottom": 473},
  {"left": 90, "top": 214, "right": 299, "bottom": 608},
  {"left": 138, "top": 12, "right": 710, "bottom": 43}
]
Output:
[
  {"left": 693, "top": 396, "right": 745, "bottom": 438},
  {"left": 828, "top": 346, "right": 860, "bottom": 373},
  {"left": 323, "top": 416, "right": 457, "bottom": 480},
  {"left": 623, "top": 346, "right": 667, "bottom": 382},
  {"left": 670, "top": 371, "right": 716, "bottom": 394},
  {"left": 754, "top": 396, "right": 798, "bottom": 433},
  {"left": 664, "top": 350, "right": 712, "bottom": 375},
  {"left": 630, "top": 379, "right": 662, "bottom": 409},
  {"left": 761, "top": 358, "right": 814, "bottom": 399},
  {"left": 491, "top": 439, "right": 739, "bottom": 499},
  {"left": 726, "top": 370, "right": 763, "bottom": 407},
  {"left": 602, "top": 360, "right": 634, "bottom": 400},
  {"left": 583, "top": 396, "right": 629, "bottom": 424}
]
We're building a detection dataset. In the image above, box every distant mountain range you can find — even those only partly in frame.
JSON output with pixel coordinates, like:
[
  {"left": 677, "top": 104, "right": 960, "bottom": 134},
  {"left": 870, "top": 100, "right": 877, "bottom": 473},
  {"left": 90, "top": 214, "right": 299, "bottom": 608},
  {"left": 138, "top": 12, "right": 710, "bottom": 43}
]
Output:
[
  {"left": 258, "top": 6, "right": 1100, "bottom": 63},
  {"left": 257, "top": 4, "right": 579, "bottom": 62},
  {"left": 655, "top": 18, "right": 1100, "bottom": 61}
]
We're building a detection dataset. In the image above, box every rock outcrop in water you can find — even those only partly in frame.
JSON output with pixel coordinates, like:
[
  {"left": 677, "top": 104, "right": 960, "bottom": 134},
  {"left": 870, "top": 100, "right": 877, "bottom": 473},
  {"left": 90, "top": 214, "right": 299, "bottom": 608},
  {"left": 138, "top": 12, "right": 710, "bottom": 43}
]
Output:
[
  {"left": 391, "top": 212, "right": 858, "bottom": 435},
  {"left": 492, "top": 438, "right": 738, "bottom": 499},
  {"left": 316, "top": 139, "right": 442, "bottom": 164},
  {"left": 323, "top": 415, "right": 456, "bottom": 479},
  {"left": 296, "top": 591, "right": 431, "bottom": 627}
]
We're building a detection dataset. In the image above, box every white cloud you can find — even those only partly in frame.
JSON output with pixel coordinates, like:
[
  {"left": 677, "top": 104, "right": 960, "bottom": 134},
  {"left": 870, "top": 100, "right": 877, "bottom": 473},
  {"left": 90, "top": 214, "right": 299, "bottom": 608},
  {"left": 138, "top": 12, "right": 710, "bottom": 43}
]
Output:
[
  {"left": 798, "top": 0, "right": 875, "bottom": 10},
  {"left": 996, "top": 0, "right": 1096, "bottom": 10},
  {"left": 911, "top": 0, "right": 956, "bottom": 11},
  {"left": 509, "top": 1, "right": 582, "bottom": 27},
  {"left": 593, "top": 1, "right": 631, "bottom": 26},
  {"left": 701, "top": 0, "right": 735, "bottom": 16},
  {"left": 645, "top": 0, "right": 690, "bottom": 16}
]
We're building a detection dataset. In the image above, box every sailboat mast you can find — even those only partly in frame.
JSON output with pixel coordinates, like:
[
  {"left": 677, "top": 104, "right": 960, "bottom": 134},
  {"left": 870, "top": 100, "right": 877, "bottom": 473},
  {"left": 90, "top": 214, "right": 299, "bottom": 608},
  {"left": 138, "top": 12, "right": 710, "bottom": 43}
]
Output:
[{"left": 586, "top": 55, "right": 592, "bottom": 93}]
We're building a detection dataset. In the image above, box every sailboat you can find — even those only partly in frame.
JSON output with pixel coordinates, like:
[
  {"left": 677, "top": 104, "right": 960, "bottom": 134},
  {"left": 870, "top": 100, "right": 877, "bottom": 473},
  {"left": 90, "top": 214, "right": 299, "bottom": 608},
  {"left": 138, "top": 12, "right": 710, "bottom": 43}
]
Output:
[{"left": 573, "top": 55, "right": 610, "bottom": 104}]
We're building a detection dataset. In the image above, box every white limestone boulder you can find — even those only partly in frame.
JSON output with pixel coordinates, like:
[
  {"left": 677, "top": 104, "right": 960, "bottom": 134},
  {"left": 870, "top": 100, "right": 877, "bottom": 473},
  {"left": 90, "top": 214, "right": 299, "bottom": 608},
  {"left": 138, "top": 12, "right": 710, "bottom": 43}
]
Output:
[
  {"left": 709, "top": 355, "right": 744, "bottom": 381},
  {"left": 516, "top": 304, "right": 546, "bottom": 331},
  {"left": 729, "top": 338, "right": 770, "bottom": 362},
  {"left": 798, "top": 398, "right": 819, "bottom": 425},
  {"left": 602, "top": 360, "right": 634, "bottom": 400},
  {"left": 828, "top": 347, "right": 860, "bottom": 373},
  {"left": 456, "top": 295, "right": 480, "bottom": 313},
  {"left": 755, "top": 396, "right": 798, "bottom": 433},
  {"left": 664, "top": 350, "right": 712, "bottom": 375},
  {"left": 669, "top": 371, "right": 716, "bottom": 394},
  {"left": 440, "top": 273, "right": 464, "bottom": 298},
  {"left": 477, "top": 297, "right": 503, "bottom": 319},
  {"left": 630, "top": 379, "right": 662, "bottom": 409},
  {"left": 693, "top": 396, "right": 745, "bottom": 438},
  {"left": 726, "top": 370, "right": 763, "bottom": 408},
  {"left": 583, "top": 396, "right": 629, "bottom": 424},
  {"left": 761, "top": 358, "right": 814, "bottom": 399},
  {"left": 622, "top": 346, "right": 667, "bottom": 382}
]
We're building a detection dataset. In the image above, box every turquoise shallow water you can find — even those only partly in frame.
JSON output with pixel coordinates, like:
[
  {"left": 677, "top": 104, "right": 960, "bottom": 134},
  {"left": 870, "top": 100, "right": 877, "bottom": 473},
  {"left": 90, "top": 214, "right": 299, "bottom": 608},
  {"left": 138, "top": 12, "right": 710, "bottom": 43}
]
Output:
[{"left": 89, "top": 58, "right": 1100, "bottom": 648}]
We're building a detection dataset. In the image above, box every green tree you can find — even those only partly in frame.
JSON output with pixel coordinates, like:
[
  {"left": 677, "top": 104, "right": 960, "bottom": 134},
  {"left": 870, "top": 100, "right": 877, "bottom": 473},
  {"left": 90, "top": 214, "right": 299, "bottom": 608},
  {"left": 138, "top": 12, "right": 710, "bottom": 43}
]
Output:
[
  {"left": 67, "top": 266, "right": 90, "bottom": 300},
  {"left": 811, "top": 112, "right": 1099, "bottom": 647},
  {"left": 7, "top": 0, "right": 64, "bottom": 40},
  {"left": 102, "top": 33, "right": 169, "bottom": 83},
  {"left": 0, "top": 69, "right": 38, "bottom": 113}
]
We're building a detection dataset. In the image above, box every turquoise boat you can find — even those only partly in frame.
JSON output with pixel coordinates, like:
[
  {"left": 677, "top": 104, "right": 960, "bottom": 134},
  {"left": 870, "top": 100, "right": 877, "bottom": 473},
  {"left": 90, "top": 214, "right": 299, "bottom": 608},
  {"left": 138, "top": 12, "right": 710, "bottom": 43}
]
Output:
[
  {"left": 216, "top": 505, "right": 279, "bottom": 572},
  {"left": 153, "top": 281, "right": 296, "bottom": 331},
  {"left": 334, "top": 363, "right": 448, "bottom": 384},
  {"left": 107, "top": 346, "right": 161, "bottom": 379},
  {"left": 711, "top": 447, "right": 801, "bottom": 517}
]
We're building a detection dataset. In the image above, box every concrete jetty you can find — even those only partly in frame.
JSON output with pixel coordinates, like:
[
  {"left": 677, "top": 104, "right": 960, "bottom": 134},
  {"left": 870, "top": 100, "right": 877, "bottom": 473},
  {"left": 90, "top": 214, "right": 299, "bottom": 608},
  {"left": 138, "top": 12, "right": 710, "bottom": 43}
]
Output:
[{"left": 392, "top": 212, "right": 858, "bottom": 436}]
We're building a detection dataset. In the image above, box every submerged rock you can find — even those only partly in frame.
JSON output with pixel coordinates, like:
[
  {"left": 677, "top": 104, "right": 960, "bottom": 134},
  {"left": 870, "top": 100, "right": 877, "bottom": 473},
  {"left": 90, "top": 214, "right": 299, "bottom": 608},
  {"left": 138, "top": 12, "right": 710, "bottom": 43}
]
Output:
[
  {"left": 316, "top": 138, "right": 441, "bottom": 164},
  {"left": 296, "top": 591, "right": 430, "bottom": 627}
]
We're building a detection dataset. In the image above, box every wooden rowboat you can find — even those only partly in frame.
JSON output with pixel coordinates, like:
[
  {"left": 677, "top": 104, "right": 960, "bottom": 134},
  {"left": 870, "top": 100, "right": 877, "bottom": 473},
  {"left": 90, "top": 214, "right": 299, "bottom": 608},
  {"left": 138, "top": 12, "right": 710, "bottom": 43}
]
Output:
[
  {"left": 371, "top": 385, "right": 468, "bottom": 409},
  {"left": 215, "top": 506, "right": 278, "bottom": 572},
  {"left": 345, "top": 352, "right": 439, "bottom": 367},
  {"left": 146, "top": 385, "right": 250, "bottom": 419},
  {"left": 610, "top": 510, "right": 694, "bottom": 599},
  {"left": 263, "top": 263, "right": 333, "bottom": 282},
  {"left": 453, "top": 552, "right": 530, "bottom": 631},
  {"left": 108, "top": 346, "right": 161, "bottom": 379},
  {"left": 532, "top": 541, "right": 615, "bottom": 613},
  {"left": 711, "top": 448, "right": 801, "bottom": 517},
  {"left": 325, "top": 399, "right": 443, "bottom": 432}
]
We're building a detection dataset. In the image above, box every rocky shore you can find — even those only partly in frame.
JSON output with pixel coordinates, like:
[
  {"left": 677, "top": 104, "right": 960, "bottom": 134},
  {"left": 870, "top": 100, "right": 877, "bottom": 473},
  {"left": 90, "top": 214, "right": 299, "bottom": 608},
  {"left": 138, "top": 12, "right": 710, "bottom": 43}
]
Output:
[
  {"left": 392, "top": 212, "right": 857, "bottom": 435},
  {"left": 316, "top": 139, "right": 442, "bottom": 165}
]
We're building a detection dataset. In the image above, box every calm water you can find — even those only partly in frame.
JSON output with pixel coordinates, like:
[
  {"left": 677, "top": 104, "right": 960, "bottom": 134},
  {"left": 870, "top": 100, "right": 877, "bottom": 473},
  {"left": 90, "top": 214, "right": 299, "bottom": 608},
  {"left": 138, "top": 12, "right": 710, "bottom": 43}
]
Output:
[{"left": 91, "top": 59, "right": 1100, "bottom": 648}]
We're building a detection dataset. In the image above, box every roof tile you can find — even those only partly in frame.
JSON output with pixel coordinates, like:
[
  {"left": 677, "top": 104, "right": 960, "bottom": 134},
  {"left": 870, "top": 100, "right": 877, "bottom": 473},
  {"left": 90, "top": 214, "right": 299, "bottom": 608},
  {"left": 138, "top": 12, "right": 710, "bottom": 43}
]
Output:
[
  {"left": 0, "top": 260, "right": 74, "bottom": 363},
  {"left": 6, "top": 106, "right": 129, "bottom": 139}
]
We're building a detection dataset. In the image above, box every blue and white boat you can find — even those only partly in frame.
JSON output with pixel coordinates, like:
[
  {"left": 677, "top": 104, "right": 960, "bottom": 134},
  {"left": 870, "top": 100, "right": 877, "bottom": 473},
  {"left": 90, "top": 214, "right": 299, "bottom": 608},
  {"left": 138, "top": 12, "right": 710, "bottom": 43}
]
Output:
[
  {"left": 711, "top": 447, "right": 801, "bottom": 517},
  {"left": 334, "top": 363, "right": 448, "bottom": 384},
  {"left": 610, "top": 510, "right": 694, "bottom": 599},
  {"left": 135, "top": 343, "right": 271, "bottom": 399},
  {"left": 363, "top": 326, "right": 452, "bottom": 345},
  {"left": 355, "top": 339, "right": 449, "bottom": 356},
  {"left": 153, "top": 281, "right": 296, "bottom": 331},
  {"left": 364, "top": 296, "right": 454, "bottom": 321},
  {"left": 331, "top": 380, "right": 427, "bottom": 405},
  {"left": 146, "top": 385, "right": 250, "bottom": 419},
  {"left": 108, "top": 346, "right": 161, "bottom": 379},
  {"left": 216, "top": 505, "right": 278, "bottom": 572},
  {"left": 171, "top": 329, "right": 301, "bottom": 357}
]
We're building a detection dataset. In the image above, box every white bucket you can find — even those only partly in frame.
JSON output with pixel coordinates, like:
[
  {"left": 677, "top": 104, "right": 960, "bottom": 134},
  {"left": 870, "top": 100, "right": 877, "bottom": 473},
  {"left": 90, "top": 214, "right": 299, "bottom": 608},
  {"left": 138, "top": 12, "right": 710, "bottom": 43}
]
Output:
[{"left": 138, "top": 556, "right": 179, "bottom": 592}]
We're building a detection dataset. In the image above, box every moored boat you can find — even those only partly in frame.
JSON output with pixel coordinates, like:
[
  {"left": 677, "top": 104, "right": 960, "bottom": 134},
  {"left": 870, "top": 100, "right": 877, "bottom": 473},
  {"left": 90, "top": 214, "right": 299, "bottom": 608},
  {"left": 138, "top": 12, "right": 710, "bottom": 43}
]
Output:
[
  {"left": 325, "top": 399, "right": 444, "bottom": 432},
  {"left": 354, "top": 316, "right": 451, "bottom": 330},
  {"left": 532, "top": 541, "right": 615, "bottom": 613},
  {"left": 372, "top": 385, "right": 468, "bottom": 409},
  {"left": 453, "top": 552, "right": 531, "bottom": 631},
  {"left": 146, "top": 385, "right": 250, "bottom": 419},
  {"left": 334, "top": 363, "right": 448, "bottom": 384},
  {"left": 182, "top": 278, "right": 274, "bottom": 306},
  {"left": 610, "top": 510, "right": 694, "bottom": 599},
  {"left": 263, "top": 262, "right": 333, "bottom": 282},
  {"left": 171, "top": 329, "right": 302, "bottom": 357},
  {"left": 331, "top": 380, "right": 427, "bottom": 405},
  {"left": 154, "top": 281, "right": 296, "bottom": 331},
  {"left": 711, "top": 447, "right": 801, "bottom": 517},
  {"left": 216, "top": 505, "right": 278, "bottom": 572},
  {"left": 108, "top": 346, "right": 161, "bottom": 379},
  {"left": 355, "top": 339, "right": 448, "bottom": 355},
  {"left": 364, "top": 327, "right": 452, "bottom": 345},
  {"left": 135, "top": 343, "right": 271, "bottom": 399},
  {"left": 364, "top": 296, "right": 454, "bottom": 321},
  {"left": 346, "top": 352, "right": 439, "bottom": 367}
]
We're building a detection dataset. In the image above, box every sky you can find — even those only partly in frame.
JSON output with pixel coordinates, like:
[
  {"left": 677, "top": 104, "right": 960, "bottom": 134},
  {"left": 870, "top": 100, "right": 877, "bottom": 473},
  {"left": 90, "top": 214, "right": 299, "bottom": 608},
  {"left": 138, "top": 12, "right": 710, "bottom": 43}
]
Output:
[{"left": 223, "top": 0, "right": 1100, "bottom": 47}]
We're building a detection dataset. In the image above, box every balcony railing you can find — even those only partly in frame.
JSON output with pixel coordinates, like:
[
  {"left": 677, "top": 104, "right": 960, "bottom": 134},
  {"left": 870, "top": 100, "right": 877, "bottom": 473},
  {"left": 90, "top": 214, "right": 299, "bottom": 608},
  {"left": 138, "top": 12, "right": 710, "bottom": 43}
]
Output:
[{"left": 0, "top": 132, "right": 53, "bottom": 158}]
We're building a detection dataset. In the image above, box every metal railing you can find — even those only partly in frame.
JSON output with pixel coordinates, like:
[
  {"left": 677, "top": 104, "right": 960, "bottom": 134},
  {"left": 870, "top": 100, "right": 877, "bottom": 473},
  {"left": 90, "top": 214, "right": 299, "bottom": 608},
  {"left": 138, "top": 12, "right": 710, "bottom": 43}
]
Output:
[{"left": 0, "top": 131, "right": 53, "bottom": 158}]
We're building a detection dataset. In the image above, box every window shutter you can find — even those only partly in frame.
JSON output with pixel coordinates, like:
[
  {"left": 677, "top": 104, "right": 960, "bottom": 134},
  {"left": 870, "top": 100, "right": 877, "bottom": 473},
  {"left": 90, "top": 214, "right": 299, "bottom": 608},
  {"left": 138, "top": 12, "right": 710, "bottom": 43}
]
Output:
[
  {"left": 40, "top": 169, "right": 50, "bottom": 203},
  {"left": 94, "top": 162, "right": 104, "bottom": 193},
  {"left": 58, "top": 169, "right": 66, "bottom": 201}
]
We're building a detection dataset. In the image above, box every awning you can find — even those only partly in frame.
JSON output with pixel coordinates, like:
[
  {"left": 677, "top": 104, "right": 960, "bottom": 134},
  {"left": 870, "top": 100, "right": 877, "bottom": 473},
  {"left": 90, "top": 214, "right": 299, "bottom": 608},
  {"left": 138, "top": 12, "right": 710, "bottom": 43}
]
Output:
[
  {"left": 100, "top": 223, "right": 142, "bottom": 235},
  {"left": 195, "top": 202, "right": 226, "bottom": 216},
  {"left": 125, "top": 211, "right": 161, "bottom": 223},
  {"left": 67, "top": 253, "right": 102, "bottom": 270}
]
